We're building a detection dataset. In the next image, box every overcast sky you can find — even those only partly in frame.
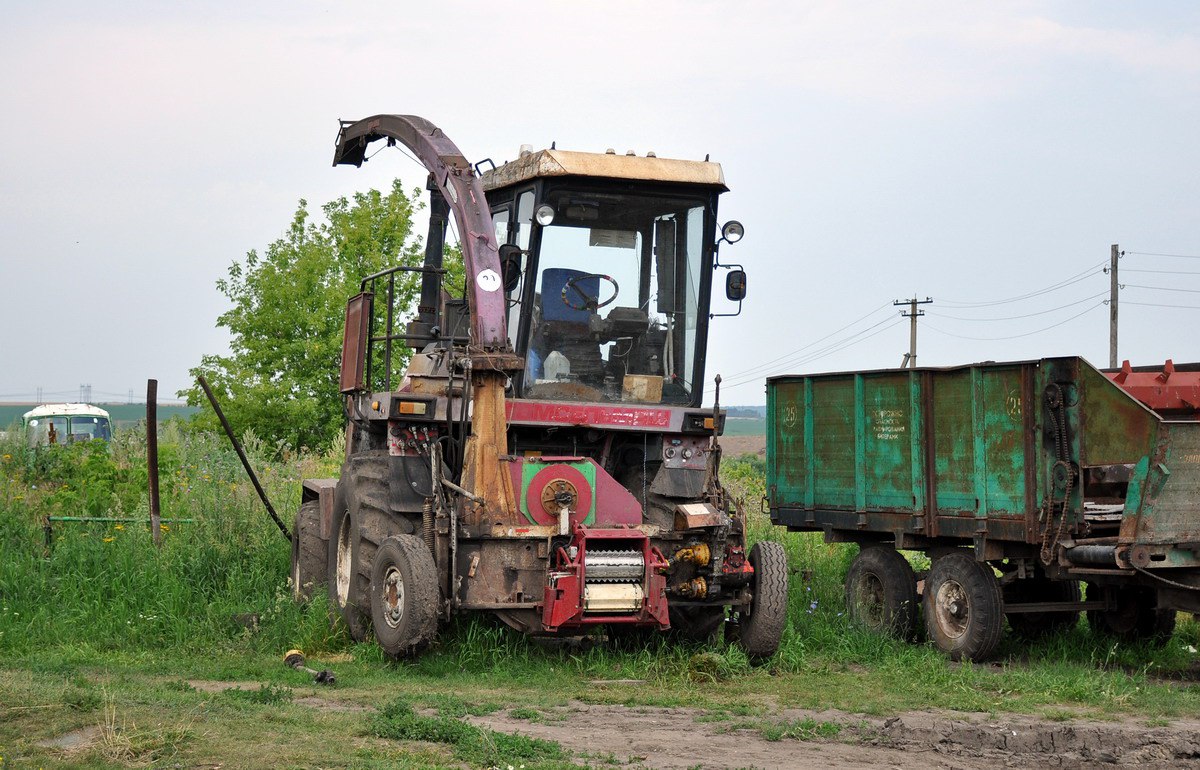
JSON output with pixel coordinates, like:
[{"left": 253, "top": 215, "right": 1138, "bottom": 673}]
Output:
[{"left": 2, "top": 1, "right": 1197, "bottom": 405}]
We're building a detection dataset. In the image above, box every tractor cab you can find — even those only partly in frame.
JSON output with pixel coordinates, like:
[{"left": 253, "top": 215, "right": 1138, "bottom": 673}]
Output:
[{"left": 482, "top": 149, "right": 744, "bottom": 407}]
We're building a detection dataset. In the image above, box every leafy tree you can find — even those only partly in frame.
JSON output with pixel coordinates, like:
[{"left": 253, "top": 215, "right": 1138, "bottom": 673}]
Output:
[{"left": 182, "top": 179, "right": 463, "bottom": 450}]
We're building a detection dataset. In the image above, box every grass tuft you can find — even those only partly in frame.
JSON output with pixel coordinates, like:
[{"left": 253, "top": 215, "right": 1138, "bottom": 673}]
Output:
[{"left": 369, "top": 698, "right": 570, "bottom": 768}]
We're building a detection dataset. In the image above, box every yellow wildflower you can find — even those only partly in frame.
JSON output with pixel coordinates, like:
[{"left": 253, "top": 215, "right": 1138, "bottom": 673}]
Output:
[
  {"left": 1, "top": 453, "right": 11, "bottom": 462},
  {"left": 103, "top": 536, "right": 115, "bottom": 543},
  {"left": 160, "top": 523, "right": 170, "bottom": 532},
  {"left": 114, "top": 524, "right": 125, "bottom": 531}
]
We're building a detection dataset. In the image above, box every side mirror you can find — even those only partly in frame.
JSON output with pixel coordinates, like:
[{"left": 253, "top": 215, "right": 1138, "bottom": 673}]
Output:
[
  {"left": 725, "top": 269, "right": 747, "bottom": 302},
  {"left": 498, "top": 243, "right": 523, "bottom": 292}
]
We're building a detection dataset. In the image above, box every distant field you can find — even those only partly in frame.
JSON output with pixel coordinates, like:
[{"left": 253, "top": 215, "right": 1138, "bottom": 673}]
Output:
[
  {"left": 722, "top": 416, "right": 766, "bottom": 436},
  {"left": 0, "top": 402, "right": 198, "bottom": 429}
]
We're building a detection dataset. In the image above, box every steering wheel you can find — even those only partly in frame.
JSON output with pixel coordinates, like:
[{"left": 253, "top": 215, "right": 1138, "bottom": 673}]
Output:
[{"left": 561, "top": 273, "right": 619, "bottom": 311}]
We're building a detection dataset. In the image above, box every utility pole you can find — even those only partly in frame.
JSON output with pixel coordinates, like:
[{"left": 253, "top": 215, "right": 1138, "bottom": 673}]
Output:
[
  {"left": 895, "top": 297, "right": 933, "bottom": 368},
  {"left": 1107, "top": 244, "right": 1120, "bottom": 368}
]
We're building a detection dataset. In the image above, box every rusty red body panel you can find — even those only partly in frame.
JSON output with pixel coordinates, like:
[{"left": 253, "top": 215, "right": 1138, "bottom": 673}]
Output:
[{"left": 1105, "top": 360, "right": 1200, "bottom": 417}]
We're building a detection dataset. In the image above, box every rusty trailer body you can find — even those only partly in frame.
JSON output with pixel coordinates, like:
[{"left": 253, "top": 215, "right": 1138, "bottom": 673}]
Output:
[{"left": 767, "top": 356, "right": 1200, "bottom": 660}]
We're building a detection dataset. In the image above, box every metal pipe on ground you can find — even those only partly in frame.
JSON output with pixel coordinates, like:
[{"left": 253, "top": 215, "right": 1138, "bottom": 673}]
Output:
[{"left": 196, "top": 375, "right": 292, "bottom": 541}]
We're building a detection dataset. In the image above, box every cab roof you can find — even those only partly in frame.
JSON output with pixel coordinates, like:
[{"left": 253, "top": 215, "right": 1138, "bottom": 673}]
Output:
[
  {"left": 23, "top": 403, "right": 111, "bottom": 421},
  {"left": 480, "top": 148, "right": 727, "bottom": 193}
]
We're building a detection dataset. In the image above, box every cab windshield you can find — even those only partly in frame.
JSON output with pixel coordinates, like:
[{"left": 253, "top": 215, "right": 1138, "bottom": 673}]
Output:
[
  {"left": 521, "top": 190, "right": 709, "bottom": 405},
  {"left": 26, "top": 415, "right": 111, "bottom": 446}
]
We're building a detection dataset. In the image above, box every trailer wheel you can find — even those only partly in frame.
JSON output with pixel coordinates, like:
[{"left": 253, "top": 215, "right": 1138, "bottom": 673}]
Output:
[
  {"left": 370, "top": 535, "right": 439, "bottom": 657},
  {"left": 291, "top": 500, "right": 326, "bottom": 602},
  {"left": 844, "top": 546, "right": 919, "bottom": 641},
  {"left": 1086, "top": 584, "right": 1176, "bottom": 646},
  {"left": 1004, "top": 576, "right": 1080, "bottom": 637},
  {"left": 734, "top": 541, "right": 788, "bottom": 660},
  {"left": 923, "top": 551, "right": 1003, "bottom": 661},
  {"left": 327, "top": 483, "right": 368, "bottom": 642}
]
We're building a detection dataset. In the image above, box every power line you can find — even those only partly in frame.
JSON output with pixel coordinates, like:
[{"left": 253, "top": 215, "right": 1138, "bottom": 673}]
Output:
[
  {"left": 937, "top": 261, "right": 1106, "bottom": 308},
  {"left": 928, "top": 291, "right": 1108, "bottom": 321},
  {"left": 1125, "top": 283, "right": 1200, "bottom": 294},
  {"left": 1126, "top": 251, "right": 1200, "bottom": 259},
  {"left": 721, "top": 301, "right": 892, "bottom": 380},
  {"left": 1124, "top": 268, "right": 1200, "bottom": 276},
  {"left": 924, "top": 301, "right": 1104, "bottom": 341},
  {"left": 715, "top": 316, "right": 904, "bottom": 392},
  {"left": 1125, "top": 301, "right": 1200, "bottom": 310},
  {"left": 716, "top": 320, "right": 904, "bottom": 395}
]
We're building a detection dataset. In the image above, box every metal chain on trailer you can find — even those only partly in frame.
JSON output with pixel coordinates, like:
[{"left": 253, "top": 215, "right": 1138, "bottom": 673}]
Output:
[{"left": 1040, "top": 383, "right": 1076, "bottom": 565}]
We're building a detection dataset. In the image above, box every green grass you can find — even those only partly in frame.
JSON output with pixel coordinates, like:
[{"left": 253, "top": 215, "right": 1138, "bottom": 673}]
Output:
[{"left": 5, "top": 424, "right": 1200, "bottom": 767}]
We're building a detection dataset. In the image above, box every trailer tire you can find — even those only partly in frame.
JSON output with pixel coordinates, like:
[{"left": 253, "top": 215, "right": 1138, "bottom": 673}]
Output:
[
  {"left": 1004, "top": 576, "right": 1080, "bottom": 637},
  {"left": 923, "top": 551, "right": 1003, "bottom": 661},
  {"left": 1086, "top": 584, "right": 1176, "bottom": 646},
  {"left": 291, "top": 501, "right": 327, "bottom": 602},
  {"left": 734, "top": 541, "right": 788, "bottom": 660},
  {"left": 327, "top": 481, "right": 369, "bottom": 641},
  {"left": 370, "top": 535, "right": 439, "bottom": 657},
  {"left": 844, "top": 546, "right": 919, "bottom": 641}
]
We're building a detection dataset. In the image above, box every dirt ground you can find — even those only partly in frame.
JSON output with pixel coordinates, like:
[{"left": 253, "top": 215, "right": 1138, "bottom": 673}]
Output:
[
  {"left": 29, "top": 679, "right": 1200, "bottom": 768},
  {"left": 721, "top": 435, "right": 766, "bottom": 459},
  {"left": 468, "top": 701, "right": 1200, "bottom": 769}
]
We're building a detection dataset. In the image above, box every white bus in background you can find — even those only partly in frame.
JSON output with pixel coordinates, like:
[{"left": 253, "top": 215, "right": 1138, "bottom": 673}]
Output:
[{"left": 23, "top": 403, "right": 112, "bottom": 446}]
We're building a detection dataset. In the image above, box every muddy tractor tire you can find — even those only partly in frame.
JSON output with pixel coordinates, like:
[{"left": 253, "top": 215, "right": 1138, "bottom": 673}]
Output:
[
  {"left": 291, "top": 500, "right": 327, "bottom": 602},
  {"left": 1086, "top": 584, "right": 1176, "bottom": 646},
  {"left": 735, "top": 541, "right": 788, "bottom": 660},
  {"left": 370, "top": 534, "right": 440, "bottom": 657},
  {"left": 327, "top": 481, "right": 369, "bottom": 642},
  {"left": 844, "top": 546, "right": 919, "bottom": 641},
  {"left": 1004, "top": 575, "right": 1080, "bottom": 638},
  {"left": 923, "top": 550, "right": 1003, "bottom": 662}
]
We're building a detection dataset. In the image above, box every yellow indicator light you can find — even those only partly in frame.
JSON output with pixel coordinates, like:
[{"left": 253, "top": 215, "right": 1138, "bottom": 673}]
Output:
[
  {"left": 703, "top": 417, "right": 715, "bottom": 430},
  {"left": 371, "top": 401, "right": 381, "bottom": 411},
  {"left": 397, "top": 401, "right": 427, "bottom": 415}
]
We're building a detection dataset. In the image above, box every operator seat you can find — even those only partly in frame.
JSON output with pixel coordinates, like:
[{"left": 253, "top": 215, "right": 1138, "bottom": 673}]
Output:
[{"left": 536, "top": 268, "right": 604, "bottom": 381}]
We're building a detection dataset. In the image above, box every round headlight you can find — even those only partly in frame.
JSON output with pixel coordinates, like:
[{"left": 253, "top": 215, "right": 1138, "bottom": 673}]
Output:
[
  {"left": 722, "top": 220, "right": 745, "bottom": 243},
  {"left": 535, "top": 204, "right": 556, "bottom": 226}
]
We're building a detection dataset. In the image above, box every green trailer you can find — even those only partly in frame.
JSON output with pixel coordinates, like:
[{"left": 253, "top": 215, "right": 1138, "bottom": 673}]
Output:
[{"left": 767, "top": 356, "right": 1200, "bottom": 660}]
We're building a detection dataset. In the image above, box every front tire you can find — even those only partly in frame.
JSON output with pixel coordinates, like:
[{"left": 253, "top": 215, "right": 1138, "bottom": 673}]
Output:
[
  {"left": 370, "top": 535, "right": 439, "bottom": 657},
  {"left": 923, "top": 550, "right": 1003, "bottom": 661},
  {"left": 844, "top": 546, "right": 919, "bottom": 640},
  {"left": 734, "top": 541, "right": 788, "bottom": 660}
]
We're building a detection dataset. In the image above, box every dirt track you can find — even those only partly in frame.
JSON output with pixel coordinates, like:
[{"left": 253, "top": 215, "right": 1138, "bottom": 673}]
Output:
[{"left": 470, "top": 701, "right": 1200, "bottom": 769}]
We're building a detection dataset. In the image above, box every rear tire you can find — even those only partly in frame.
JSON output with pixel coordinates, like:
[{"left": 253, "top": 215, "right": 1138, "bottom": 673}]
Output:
[
  {"left": 327, "top": 481, "right": 368, "bottom": 642},
  {"left": 1086, "top": 584, "right": 1176, "bottom": 646},
  {"left": 291, "top": 500, "right": 326, "bottom": 602},
  {"left": 370, "top": 535, "right": 439, "bottom": 657},
  {"left": 734, "top": 541, "right": 788, "bottom": 660},
  {"left": 923, "top": 550, "right": 1003, "bottom": 661},
  {"left": 1004, "top": 575, "right": 1080, "bottom": 638},
  {"left": 844, "top": 546, "right": 919, "bottom": 640}
]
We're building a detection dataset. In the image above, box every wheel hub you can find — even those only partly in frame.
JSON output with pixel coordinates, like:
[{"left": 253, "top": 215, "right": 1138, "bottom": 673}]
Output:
[
  {"left": 382, "top": 567, "right": 405, "bottom": 628},
  {"left": 335, "top": 516, "right": 352, "bottom": 607},
  {"left": 934, "top": 579, "right": 970, "bottom": 639}
]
